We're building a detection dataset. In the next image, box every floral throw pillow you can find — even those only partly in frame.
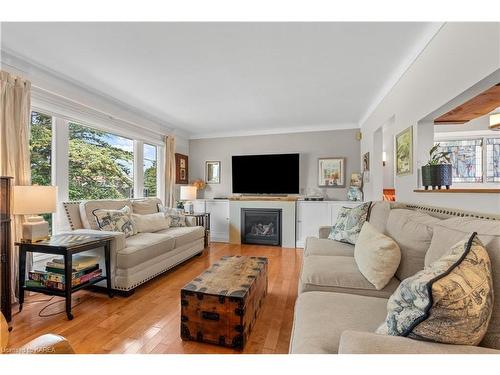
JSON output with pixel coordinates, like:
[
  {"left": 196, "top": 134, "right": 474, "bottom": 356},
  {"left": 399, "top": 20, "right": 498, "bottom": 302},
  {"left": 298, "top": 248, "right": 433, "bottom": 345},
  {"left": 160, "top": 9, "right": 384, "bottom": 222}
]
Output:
[
  {"left": 328, "top": 202, "right": 371, "bottom": 244},
  {"left": 92, "top": 206, "right": 137, "bottom": 238},
  {"left": 376, "top": 233, "right": 493, "bottom": 346},
  {"left": 166, "top": 213, "right": 187, "bottom": 227}
]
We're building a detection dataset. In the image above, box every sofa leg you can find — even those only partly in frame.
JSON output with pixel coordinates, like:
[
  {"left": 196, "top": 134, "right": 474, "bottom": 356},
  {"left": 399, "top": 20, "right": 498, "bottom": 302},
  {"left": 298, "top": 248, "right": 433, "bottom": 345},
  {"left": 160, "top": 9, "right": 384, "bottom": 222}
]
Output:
[{"left": 196, "top": 251, "right": 204, "bottom": 257}]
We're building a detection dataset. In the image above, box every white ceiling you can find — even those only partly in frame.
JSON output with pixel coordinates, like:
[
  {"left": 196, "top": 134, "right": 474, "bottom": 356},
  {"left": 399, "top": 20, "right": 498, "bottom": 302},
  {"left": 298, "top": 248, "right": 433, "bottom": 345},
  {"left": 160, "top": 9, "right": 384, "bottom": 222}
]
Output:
[{"left": 1, "top": 22, "right": 440, "bottom": 138}]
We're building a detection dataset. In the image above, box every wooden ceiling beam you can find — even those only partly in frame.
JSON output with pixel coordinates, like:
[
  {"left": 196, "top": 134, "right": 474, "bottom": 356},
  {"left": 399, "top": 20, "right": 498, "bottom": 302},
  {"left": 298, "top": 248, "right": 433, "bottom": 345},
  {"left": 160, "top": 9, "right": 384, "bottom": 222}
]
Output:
[{"left": 434, "top": 83, "right": 500, "bottom": 125}]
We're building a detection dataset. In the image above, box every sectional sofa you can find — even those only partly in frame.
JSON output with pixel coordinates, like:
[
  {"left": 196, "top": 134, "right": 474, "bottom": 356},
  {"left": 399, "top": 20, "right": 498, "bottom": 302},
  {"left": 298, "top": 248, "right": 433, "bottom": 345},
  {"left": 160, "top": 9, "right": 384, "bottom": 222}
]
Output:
[
  {"left": 62, "top": 197, "right": 205, "bottom": 293},
  {"left": 290, "top": 201, "right": 500, "bottom": 354}
]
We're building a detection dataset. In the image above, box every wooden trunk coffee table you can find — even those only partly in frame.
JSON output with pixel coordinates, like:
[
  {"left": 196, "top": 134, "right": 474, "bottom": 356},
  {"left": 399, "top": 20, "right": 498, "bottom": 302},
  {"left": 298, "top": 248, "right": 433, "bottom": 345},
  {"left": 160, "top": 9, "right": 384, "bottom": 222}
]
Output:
[{"left": 180, "top": 255, "right": 268, "bottom": 349}]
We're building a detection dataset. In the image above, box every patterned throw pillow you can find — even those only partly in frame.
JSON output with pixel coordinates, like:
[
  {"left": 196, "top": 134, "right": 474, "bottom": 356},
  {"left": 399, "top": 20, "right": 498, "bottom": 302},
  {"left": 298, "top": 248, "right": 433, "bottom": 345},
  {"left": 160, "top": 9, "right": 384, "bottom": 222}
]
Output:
[
  {"left": 92, "top": 206, "right": 137, "bottom": 238},
  {"left": 328, "top": 202, "right": 371, "bottom": 245},
  {"left": 166, "top": 212, "right": 187, "bottom": 227},
  {"left": 377, "top": 232, "right": 493, "bottom": 346}
]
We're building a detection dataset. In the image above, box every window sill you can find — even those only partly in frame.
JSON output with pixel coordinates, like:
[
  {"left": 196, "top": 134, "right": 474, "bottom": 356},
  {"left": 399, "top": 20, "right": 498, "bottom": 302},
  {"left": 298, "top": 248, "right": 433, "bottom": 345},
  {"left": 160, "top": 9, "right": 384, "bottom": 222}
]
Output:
[{"left": 414, "top": 188, "right": 500, "bottom": 193}]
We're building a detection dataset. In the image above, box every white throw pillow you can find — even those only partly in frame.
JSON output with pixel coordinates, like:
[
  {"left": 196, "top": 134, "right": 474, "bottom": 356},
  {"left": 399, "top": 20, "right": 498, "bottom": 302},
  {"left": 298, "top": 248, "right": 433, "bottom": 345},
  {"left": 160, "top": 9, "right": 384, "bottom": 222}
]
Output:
[
  {"left": 354, "top": 222, "right": 401, "bottom": 290},
  {"left": 131, "top": 212, "right": 170, "bottom": 233}
]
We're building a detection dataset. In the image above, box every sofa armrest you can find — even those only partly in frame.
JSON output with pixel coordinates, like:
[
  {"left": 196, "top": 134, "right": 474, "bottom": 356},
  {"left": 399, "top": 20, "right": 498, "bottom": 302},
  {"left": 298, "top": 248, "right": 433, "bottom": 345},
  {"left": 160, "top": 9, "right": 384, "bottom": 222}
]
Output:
[
  {"left": 64, "top": 229, "right": 126, "bottom": 252},
  {"left": 18, "top": 334, "right": 75, "bottom": 354},
  {"left": 185, "top": 216, "right": 197, "bottom": 227},
  {"left": 319, "top": 226, "right": 332, "bottom": 239},
  {"left": 338, "top": 331, "right": 499, "bottom": 354}
]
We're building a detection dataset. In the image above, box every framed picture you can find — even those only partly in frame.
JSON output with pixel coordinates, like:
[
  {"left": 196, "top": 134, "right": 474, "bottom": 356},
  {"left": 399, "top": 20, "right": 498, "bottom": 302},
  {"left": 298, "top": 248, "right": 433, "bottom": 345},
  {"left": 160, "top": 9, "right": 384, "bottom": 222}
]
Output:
[
  {"left": 362, "top": 152, "right": 370, "bottom": 172},
  {"left": 205, "top": 161, "right": 221, "bottom": 184},
  {"left": 395, "top": 126, "right": 413, "bottom": 176},
  {"left": 175, "top": 153, "right": 189, "bottom": 184},
  {"left": 318, "top": 157, "right": 345, "bottom": 187}
]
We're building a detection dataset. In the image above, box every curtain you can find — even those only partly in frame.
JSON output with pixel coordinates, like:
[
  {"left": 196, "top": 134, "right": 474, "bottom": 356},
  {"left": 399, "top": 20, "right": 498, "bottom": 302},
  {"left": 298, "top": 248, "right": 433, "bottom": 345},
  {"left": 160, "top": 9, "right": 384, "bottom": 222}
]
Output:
[
  {"left": 0, "top": 71, "right": 32, "bottom": 301},
  {"left": 164, "top": 135, "right": 176, "bottom": 208}
]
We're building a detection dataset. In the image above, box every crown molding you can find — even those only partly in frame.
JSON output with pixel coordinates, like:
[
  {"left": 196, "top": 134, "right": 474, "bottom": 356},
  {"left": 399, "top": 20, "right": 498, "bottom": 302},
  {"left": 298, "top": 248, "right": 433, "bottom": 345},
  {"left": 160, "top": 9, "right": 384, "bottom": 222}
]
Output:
[
  {"left": 189, "top": 122, "right": 359, "bottom": 139},
  {"left": 358, "top": 22, "right": 445, "bottom": 127},
  {"left": 1, "top": 48, "right": 191, "bottom": 140}
]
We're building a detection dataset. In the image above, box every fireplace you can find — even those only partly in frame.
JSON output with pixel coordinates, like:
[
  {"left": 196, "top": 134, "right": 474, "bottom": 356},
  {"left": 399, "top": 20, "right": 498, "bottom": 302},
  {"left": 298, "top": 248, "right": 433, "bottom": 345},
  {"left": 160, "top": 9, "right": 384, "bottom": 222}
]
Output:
[{"left": 241, "top": 208, "right": 282, "bottom": 246}]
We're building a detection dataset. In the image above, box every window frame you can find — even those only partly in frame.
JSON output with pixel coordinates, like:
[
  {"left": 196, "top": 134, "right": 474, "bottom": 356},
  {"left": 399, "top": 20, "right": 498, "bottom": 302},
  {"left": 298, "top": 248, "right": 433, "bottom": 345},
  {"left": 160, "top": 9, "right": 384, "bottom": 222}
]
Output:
[
  {"left": 433, "top": 135, "right": 500, "bottom": 187},
  {"left": 30, "top": 105, "right": 166, "bottom": 234},
  {"left": 143, "top": 142, "right": 159, "bottom": 197}
]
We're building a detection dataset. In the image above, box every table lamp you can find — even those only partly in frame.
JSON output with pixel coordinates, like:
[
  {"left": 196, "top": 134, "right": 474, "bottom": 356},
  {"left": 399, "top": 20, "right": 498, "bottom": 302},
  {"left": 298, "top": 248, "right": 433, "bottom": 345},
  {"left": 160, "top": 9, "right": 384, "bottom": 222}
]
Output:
[
  {"left": 12, "top": 185, "right": 57, "bottom": 243},
  {"left": 180, "top": 185, "right": 197, "bottom": 214}
]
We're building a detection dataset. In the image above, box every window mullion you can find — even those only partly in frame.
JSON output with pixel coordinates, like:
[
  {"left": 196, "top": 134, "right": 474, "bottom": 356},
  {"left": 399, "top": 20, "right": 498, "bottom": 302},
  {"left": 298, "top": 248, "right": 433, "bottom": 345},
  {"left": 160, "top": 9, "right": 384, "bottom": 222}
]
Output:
[
  {"left": 52, "top": 117, "right": 70, "bottom": 233},
  {"left": 134, "top": 140, "right": 144, "bottom": 198}
]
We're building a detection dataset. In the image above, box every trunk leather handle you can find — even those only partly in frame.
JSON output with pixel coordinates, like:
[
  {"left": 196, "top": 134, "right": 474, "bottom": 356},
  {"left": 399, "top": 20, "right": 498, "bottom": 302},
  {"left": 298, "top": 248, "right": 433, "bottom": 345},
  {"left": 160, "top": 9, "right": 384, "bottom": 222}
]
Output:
[{"left": 201, "top": 311, "right": 220, "bottom": 321}]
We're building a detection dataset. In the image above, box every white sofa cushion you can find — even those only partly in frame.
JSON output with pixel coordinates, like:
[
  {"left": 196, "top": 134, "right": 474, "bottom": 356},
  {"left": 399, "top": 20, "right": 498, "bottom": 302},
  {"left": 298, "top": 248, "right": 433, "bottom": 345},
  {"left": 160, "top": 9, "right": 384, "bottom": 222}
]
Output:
[
  {"left": 156, "top": 226, "right": 205, "bottom": 247},
  {"left": 132, "top": 212, "right": 169, "bottom": 233},
  {"left": 289, "top": 291, "right": 388, "bottom": 354},
  {"left": 354, "top": 222, "right": 401, "bottom": 290},
  {"left": 385, "top": 209, "right": 441, "bottom": 280},
  {"left": 131, "top": 198, "right": 162, "bottom": 215},
  {"left": 117, "top": 233, "right": 176, "bottom": 269},
  {"left": 338, "top": 330, "right": 500, "bottom": 354},
  {"left": 299, "top": 255, "right": 399, "bottom": 298},
  {"left": 304, "top": 237, "right": 354, "bottom": 257}
]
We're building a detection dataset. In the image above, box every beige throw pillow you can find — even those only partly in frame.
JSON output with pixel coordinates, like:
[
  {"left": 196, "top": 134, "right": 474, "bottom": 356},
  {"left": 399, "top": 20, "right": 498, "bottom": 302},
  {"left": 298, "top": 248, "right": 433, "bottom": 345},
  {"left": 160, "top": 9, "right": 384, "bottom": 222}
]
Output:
[
  {"left": 354, "top": 222, "right": 401, "bottom": 290},
  {"left": 131, "top": 212, "right": 170, "bottom": 233}
]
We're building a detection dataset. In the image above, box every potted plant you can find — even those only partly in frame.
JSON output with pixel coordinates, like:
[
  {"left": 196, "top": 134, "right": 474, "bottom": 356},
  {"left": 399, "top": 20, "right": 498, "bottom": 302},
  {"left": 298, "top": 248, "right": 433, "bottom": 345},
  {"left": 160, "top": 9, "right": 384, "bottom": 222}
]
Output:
[{"left": 422, "top": 144, "right": 452, "bottom": 190}]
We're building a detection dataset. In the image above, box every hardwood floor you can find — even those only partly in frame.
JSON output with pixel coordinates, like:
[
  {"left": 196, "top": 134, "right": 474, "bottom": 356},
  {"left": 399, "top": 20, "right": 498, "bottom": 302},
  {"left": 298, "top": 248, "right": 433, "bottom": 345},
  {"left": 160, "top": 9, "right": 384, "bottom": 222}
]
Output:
[{"left": 7, "top": 243, "right": 303, "bottom": 354}]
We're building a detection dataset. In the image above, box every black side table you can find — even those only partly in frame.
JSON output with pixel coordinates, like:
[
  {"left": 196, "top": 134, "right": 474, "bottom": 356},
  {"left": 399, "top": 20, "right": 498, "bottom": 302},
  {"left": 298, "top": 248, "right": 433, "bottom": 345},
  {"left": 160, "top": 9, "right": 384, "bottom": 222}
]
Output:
[
  {"left": 16, "top": 233, "right": 114, "bottom": 320},
  {"left": 185, "top": 213, "right": 210, "bottom": 247}
]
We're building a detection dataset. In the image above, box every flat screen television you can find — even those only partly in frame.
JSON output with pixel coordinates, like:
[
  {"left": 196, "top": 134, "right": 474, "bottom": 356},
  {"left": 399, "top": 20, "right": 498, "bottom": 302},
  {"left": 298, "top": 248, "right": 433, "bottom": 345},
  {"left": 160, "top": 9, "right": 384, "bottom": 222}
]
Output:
[{"left": 232, "top": 153, "right": 299, "bottom": 194}]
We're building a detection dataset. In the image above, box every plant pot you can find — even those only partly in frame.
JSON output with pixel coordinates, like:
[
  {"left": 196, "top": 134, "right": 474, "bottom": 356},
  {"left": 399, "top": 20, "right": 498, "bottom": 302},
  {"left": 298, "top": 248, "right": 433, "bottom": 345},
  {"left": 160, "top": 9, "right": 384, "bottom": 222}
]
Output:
[
  {"left": 421, "top": 165, "right": 432, "bottom": 190},
  {"left": 430, "top": 164, "right": 452, "bottom": 189}
]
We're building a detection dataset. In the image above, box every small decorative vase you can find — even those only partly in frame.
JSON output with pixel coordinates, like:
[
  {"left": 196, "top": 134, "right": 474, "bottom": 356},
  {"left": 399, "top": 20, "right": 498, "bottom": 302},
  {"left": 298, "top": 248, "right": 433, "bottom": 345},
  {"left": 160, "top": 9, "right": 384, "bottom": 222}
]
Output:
[
  {"left": 421, "top": 165, "right": 432, "bottom": 190},
  {"left": 430, "top": 164, "right": 452, "bottom": 190}
]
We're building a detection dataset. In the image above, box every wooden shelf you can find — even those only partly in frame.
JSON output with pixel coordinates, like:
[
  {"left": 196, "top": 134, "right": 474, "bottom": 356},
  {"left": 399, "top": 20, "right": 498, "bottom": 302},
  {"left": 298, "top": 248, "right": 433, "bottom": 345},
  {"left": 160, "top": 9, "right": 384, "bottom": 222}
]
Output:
[{"left": 414, "top": 188, "right": 500, "bottom": 194}]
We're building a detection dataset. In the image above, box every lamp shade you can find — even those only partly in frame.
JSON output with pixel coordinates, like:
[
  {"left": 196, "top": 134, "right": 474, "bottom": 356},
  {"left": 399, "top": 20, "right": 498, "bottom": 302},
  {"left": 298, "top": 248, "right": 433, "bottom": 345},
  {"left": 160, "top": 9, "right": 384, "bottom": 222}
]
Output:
[
  {"left": 490, "top": 112, "right": 500, "bottom": 129},
  {"left": 180, "top": 185, "right": 197, "bottom": 201},
  {"left": 12, "top": 185, "right": 57, "bottom": 215}
]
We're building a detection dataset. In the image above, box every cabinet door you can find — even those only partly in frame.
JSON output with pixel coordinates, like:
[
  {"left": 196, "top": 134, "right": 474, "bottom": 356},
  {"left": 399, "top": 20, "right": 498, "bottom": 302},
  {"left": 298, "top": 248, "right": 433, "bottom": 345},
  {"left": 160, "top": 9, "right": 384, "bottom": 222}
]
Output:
[
  {"left": 193, "top": 200, "right": 206, "bottom": 214},
  {"left": 205, "top": 200, "right": 229, "bottom": 243},
  {"left": 296, "top": 202, "right": 330, "bottom": 248}
]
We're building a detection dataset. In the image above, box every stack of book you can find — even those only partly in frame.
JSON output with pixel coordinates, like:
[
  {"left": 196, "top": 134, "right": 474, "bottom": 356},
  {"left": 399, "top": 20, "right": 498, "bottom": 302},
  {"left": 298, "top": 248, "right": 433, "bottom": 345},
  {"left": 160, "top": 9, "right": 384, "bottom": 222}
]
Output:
[{"left": 27, "top": 255, "right": 102, "bottom": 290}]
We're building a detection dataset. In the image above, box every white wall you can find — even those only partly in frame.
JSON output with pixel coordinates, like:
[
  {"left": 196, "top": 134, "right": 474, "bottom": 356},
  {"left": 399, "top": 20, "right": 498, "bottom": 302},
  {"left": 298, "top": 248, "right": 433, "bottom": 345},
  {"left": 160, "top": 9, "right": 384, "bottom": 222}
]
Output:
[
  {"left": 382, "top": 117, "right": 395, "bottom": 189},
  {"left": 360, "top": 22, "right": 500, "bottom": 214},
  {"left": 189, "top": 129, "right": 361, "bottom": 200}
]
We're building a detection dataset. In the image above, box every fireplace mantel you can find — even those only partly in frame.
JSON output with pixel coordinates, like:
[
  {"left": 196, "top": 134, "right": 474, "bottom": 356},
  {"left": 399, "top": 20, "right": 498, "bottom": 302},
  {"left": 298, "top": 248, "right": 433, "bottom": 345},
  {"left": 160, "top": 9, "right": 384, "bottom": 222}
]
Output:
[{"left": 228, "top": 195, "right": 299, "bottom": 202}]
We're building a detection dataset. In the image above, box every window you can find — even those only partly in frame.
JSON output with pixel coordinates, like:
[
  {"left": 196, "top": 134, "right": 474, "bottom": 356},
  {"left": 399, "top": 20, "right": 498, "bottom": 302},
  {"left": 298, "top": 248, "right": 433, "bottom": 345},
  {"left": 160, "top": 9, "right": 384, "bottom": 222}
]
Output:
[
  {"left": 436, "top": 139, "right": 483, "bottom": 183},
  {"left": 29, "top": 111, "right": 53, "bottom": 232},
  {"left": 486, "top": 138, "right": 500, "bottom": 183},
  {"left": 143, "top": 143, "right": 157, "bottom": 197},
  {"left": 68, "top": 123, "right": 134, "bottom": 200}
]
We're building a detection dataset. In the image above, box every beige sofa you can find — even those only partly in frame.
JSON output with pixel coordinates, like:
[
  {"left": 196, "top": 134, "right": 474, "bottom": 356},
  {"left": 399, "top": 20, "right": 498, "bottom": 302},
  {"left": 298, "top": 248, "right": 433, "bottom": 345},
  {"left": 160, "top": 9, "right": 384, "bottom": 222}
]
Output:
[
  {"left": 62, "top": 198, "right": 205, "bottom": 294},
  {"left": 290, "top": 201, "right": 500, "bottom": 354}
]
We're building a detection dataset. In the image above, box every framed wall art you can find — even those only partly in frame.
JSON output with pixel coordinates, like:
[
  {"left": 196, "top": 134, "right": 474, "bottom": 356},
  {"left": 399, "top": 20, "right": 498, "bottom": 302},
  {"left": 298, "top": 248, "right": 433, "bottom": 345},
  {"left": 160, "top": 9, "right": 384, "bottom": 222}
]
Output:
[
  {"left": 175, "top": 153, "right": 189, "bottom": 184},
  {"left": 362, "top": 152, "right": 370, "bottom": 172},
  {"left": 205, "top": 161, "right": 221, "bottom": 184},
  {"left": 318, "top": 157, "right": 345, "bottom": 187},
  {"left": 395, "top": 126, "right": 413, "bottom": 176}
]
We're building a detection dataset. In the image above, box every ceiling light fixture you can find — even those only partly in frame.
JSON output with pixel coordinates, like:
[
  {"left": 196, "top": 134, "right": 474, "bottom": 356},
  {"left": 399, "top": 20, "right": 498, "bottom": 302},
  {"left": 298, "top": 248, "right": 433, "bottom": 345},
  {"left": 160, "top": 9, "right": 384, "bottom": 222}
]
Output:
[{"left": 490, "top": 112, "right": 500, "bottom": 130}]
